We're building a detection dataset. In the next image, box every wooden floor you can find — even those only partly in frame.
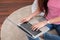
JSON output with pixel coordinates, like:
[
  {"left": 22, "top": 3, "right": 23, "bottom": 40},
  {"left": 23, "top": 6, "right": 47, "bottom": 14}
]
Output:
[{"left": 0, "top": 0, "right": 34, "bottom": 30}]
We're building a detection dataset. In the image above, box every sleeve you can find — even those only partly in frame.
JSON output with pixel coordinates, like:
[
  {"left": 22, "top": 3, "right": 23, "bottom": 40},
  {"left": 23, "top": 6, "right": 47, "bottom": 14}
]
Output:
[{"left": 31, "top": 0, "right": 38, "bottom": 13}]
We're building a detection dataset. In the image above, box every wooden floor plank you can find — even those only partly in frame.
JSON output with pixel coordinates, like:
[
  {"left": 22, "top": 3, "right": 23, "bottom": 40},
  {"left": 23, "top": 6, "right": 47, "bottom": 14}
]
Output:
[{"left": 0, "top": 0, "right": 34, "bottom": 29}]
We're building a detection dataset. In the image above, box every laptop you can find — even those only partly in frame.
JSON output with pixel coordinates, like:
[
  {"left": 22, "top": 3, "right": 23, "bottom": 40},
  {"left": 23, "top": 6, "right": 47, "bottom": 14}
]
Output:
[{"left": 17, "top": 17, "right": 49, "bottom": 38}]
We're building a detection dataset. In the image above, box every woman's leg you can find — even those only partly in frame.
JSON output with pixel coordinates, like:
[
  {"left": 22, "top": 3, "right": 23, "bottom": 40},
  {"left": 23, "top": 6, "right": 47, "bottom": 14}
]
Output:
[
  {"left": 43, "top": 24, "right": 60, "bottom": 40},
  {"left": 54, "top": 24, "right": 60, "bottom": 35},
  {"left": 46, "top": 24, "right": 54, "bottom": 30},
  {"left": 44, "top": 33, "right": 60, "bottom": 40}
]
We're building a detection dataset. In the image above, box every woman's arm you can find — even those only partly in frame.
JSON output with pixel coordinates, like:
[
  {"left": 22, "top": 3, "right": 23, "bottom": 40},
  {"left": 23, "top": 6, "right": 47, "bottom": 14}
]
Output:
[
  {"left": 47, "top": 16, "right": 60, "bottom": 24},
  {"left": 21, "top": 7, "right": 41, "bottom": 23},
  {"left": 31, "top": 16, "right": 60, "bottom": 31},
  {"left": 29, "top": 7, "right": 41, "bottom": 19}
]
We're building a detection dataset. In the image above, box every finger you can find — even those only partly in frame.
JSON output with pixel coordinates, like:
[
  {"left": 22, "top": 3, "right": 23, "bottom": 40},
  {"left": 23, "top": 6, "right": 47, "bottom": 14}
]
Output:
[
  {"left": 32, "top": 27, "right": 37, "bottom": 31},
  {"left": 20, "top": 19, "right": 24, "bottom": 22},
  {"left": 31, "top": 24, "right": 36, "bottom": 29},
  {"left": 21, "top": 19, "right": 26, "bottom": 23},
  {"left": 31, "top": 25, "right": 36, "bottom": 30},
  {"left": 32, "top": 25, "right": 38, "bottom": 31},
  {"left": 36, "top": 28, "right": 40, "bottom": 31},
  {"left": 31, "top": 25, "right": 34, "bottom": 29}
]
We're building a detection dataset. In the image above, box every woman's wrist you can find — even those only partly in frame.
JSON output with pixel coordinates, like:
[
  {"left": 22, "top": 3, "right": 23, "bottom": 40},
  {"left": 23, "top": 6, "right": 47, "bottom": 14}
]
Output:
[
  {"left": 29, "top": 15, "right": 34, "bottom": 20},
  {"left": 47, "top": 21, "right": 51, "bottom": 24},
  {"left": 42, "top": 20, "right": 48, "bottom": 25},
  {"left": 43, "top": 20, "right": 51, "bottom": 25}
]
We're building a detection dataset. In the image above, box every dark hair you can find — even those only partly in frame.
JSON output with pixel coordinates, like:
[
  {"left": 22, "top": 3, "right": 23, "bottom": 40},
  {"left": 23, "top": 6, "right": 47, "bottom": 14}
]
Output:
[{"left": 38, "top": 0, "right": 48, "bottom": 16}]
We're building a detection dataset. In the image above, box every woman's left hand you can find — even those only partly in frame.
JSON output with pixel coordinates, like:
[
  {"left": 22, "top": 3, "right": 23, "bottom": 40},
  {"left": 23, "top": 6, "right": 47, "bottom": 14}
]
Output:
[{"left": 31, "top": 21, "right": 47, "bottom": 31}]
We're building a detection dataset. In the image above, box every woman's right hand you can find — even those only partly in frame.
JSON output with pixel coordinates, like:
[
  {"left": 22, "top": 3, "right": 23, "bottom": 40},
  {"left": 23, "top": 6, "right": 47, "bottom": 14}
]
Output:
[{"left": 21, "top": 17, "right": 31, "bottom": 23}]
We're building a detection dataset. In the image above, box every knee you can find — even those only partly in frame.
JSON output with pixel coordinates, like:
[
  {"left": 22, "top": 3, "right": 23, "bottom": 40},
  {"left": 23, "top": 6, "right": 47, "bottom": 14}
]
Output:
[{"left": 46, "top": 24, "right": 54, "bottom": 30}]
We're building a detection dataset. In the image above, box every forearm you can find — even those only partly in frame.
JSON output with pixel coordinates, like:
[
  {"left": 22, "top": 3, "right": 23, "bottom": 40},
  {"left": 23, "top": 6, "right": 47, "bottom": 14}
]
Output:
[
  {"left": 29, "top": 8, "right": 41, "bottom": 19},
  {"left": 38, "top": 16, "right": 60, "bottom": 27},
  {"left": 48, "top": 16, "right": 60, "bottom": 24}
]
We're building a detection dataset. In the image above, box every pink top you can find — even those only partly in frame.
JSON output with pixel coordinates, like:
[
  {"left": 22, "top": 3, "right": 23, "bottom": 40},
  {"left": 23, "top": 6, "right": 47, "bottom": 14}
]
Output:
[{"left": 46, "top": 0, "right": 60, "bottom": 24}]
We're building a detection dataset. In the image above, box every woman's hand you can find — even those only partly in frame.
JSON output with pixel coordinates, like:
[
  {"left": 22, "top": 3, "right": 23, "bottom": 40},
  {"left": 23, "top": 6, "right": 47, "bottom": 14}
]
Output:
[
  {"left": 21, "top": 17, "right": 31, "bottom": 23},
  {"left": 31, "top": 21, "right": 47, "bottom": 31}
]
